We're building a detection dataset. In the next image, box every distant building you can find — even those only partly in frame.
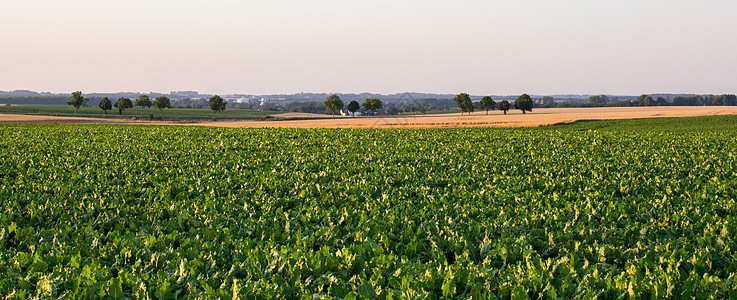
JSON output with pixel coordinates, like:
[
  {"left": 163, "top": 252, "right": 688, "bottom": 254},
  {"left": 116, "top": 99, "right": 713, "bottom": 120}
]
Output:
[
  {"left": 340, "top": 109, "right": 361, "bottom": 116},
  {"left": 169, "top": 91, "right": 199, "bottom": 98}
]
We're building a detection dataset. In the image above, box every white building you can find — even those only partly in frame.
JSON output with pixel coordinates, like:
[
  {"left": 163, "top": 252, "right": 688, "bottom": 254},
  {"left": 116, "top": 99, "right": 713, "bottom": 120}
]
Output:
[{"left": 340, "top": 109, "right": 361, "bottom": 116}]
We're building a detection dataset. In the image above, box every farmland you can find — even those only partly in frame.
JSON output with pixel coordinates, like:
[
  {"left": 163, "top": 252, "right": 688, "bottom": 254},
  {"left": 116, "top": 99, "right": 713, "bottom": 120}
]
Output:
[
  {"left": 4, "top": 106, "right": 737, "bottom": 129},
  {"left": 1, "top": 115, "right": 736, "bottom": 298},
  {"left": 0, "top": 106, "right": 280, "bottom": 120}
]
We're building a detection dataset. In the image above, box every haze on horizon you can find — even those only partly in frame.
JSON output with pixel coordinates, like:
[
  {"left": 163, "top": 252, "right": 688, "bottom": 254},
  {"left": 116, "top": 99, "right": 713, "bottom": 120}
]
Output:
[{"left": 1, "top": 0, "right": 735, "bottom": 96}]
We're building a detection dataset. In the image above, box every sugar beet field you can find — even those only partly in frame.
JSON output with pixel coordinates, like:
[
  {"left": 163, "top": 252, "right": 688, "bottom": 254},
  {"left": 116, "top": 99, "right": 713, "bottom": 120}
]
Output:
[{"left": 1, "top": 116, "right": 737, "bottom": 299}]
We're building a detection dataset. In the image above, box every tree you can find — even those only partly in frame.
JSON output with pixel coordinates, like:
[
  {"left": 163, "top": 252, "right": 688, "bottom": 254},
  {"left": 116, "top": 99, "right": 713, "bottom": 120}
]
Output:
[
  {"left": 637, "top": 94, "right": 654, "bottom": 106},
  {"left": 135, "top": 95, "right": 152, "bottom": 117},
  {"left": 542, "top": 96, "right": 554, "bottom": 106},
  {"left": 363, "top": 98, "right": 383, "bottom": 116},
  {"left": 465, "top": 97, "right": 474, "bottom": 114},
  {"left": 66, "top": 91, "right": 89, "bottom": 114},
  {"left": 98, "top": 97, "right": 112, "bottom": 115},
  {"left": 153, "top": 96, "right": 171, "bottom": 117},
  {"left": 114, "top": 97, "right": 133, "bottom": 115},
  {"left": 655, "top": 96, "right": 668, "bottom": 106},
  {"left": 479, "top": 96, "right": 496, "bottom": 115},
  {"left": 209, "top": 95, "right": 227, "bottom": 116},
  {"left": 724, "top": 94, "right": 737, "bottom": 106},
  {"left": 705, "top": 94, "right": 736, "bottom": 106},
  {"left": 454, "top": 93, "right": 473, "bottom": 115},
  {"left": 499, "top": 100, "right": 511, "bottom": 115},
  {"left": 589, "top": 95, "right": 609, "bottom": 106},
  {"left": 673, "top": 96, "right": 703, "bottom": 106},
  {"left": 401, "top": 102, "right": 416, "bottom": 113},
  {"left": 514, "top": 94, "right": 533, "bottom": 114},
  {"left": 347, "top": 100, "right": 360, "bottom": 117},
  {"left": 324, "top": 94, "right": 343, "bottom": 118}
]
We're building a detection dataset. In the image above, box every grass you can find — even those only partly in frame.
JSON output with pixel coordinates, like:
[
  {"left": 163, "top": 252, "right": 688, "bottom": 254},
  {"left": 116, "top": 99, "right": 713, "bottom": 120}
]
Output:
[{"left": 0, "top": 105, "right": 281, "bottom": 120}]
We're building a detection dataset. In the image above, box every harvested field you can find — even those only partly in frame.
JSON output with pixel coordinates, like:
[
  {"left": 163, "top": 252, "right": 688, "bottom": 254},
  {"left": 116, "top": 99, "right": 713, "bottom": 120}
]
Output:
[
  {"left": 196, "top": 106, "right": 737, "bottom": 128},
  {"left": 2, "top": 106, "right": 737, "bottom": 128}
]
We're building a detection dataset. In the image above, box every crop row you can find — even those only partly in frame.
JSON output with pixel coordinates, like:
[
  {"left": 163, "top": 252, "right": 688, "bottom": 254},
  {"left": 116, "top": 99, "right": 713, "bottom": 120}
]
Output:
[{"left": 1, "top": 121, "right": 736, "bottom": 298}]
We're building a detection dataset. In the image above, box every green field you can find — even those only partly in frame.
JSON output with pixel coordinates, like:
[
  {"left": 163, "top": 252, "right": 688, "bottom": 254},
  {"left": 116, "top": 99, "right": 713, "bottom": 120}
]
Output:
[
  {"left": 0, "top": 105, "right": 281, "bottom": 120},
  {"left": 1, "top": 116, "right": 736, "bottom": 298}
]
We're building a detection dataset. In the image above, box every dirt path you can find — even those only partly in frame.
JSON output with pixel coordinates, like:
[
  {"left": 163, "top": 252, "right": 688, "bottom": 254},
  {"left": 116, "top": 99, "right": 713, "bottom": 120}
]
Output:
[{"left": 2, "top": 106, "right": 737, "bottom": 129}]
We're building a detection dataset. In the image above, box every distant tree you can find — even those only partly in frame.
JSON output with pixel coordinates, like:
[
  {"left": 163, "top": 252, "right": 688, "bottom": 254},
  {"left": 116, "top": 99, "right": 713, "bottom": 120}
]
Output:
[
  {"left": 135, "top": 95, "right": 152, "bottom": 117},
  {"left": 479, "top": 96, "right": 496, "bottom": 115},
  {"left": 453, "top": 93, "right": 466, "bottom": 115},
  {"left": 363, "top": 98, "right": 383, "bottom": 116},
  {"left": 386, "top": 106, "right": 399, "bottom": 115},
  {"left": 499, "top": 100, "right": 511, "bottom": 115},
  {"left": 417, "top": 102, "right": 428, "bottom": 114},
  {"left": 153, "top": 96, "right": 171, "bottom": 117},
  {"left": 542, "top": 96, "right": 554, "bottom": 105},
  {"left": 66, "top": 91, "right": 89, "bottom": 114},
  {"left": 114, "top": 97, "right": 133, "bottom": 115},
  {"left": 600, "top": 95, "right": 609, "bottom": 104},
  {"left": 347, "top": 100, "right": 360, "bottom": 117},
  {"left": 454, "top": 93, "right": 473, "bottom": 115},
  {"left": 208, "top": 95, "right": 227, "bottom": 116},
  {"left": 705, "top": 95, "right": 717, "bottom": 106},
  {"left": 514, "top": 94, "right": 534, "bottom": 114},
  {"left": 324, "top": 94, "right": 344, "bottom": 118},
  {"left": 706, "top": 94, "right": 737, "bottom": 106},
  {"left": 724, "top": 94, "right": 737, "bottom": 106},
  {"left": 588, "top": 95, "right": 609, "bottom": 106},
  {"left": 465, "top": 97, "right": 474, "bottom": 114},
  {"left": 655, "top": 96, "right": 668, "bottom": 106},
  {"left": 673, "top": 96, "right": 703, "bottom": 106},
  {"left": 637, "top": 94, "right": 654, "bottom": 106},
  {"left": 401, "top": 102, "right": 415, "bottom": 113},
  {"left": 588, "top": 95, "right": 597, "bottom": 105},
  {"left": 696, "top": 96, "right": 705, "bottom": 106},
  {"left": 98, "top": 97, "right": 112, "bottom": 115}
]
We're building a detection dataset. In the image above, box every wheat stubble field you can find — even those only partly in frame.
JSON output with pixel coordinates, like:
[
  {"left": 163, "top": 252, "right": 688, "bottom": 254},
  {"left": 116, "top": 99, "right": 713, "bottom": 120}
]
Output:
[
  {"left": 207, "top": 106, "right": 737, "bottom": 129},
  {"left": 2, "top": 106, "right": 737, "bottom": 128}
]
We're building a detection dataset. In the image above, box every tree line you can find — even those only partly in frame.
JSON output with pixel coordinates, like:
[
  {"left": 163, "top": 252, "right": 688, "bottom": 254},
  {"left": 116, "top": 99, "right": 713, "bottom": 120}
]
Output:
[
  {"left": 65, "top": 91, "right": 737, "bottom": 119},
  {"left": 583, "top": 94, "right": 737, "bottom": 107},
  {"left": 323, "top": 95, "right": 384, "bottom": 117},
  {"left": 455, "top": 93, "right": 533, "bottom": 115},
  {"left": 150, "top": 93, "right": 737, "bottom": 114},
  {"left": 67, "top": 92, "right": 228, "bottom": 117},
  {"left": 321, "top": 93, "right": 536, "bottom": 117}
]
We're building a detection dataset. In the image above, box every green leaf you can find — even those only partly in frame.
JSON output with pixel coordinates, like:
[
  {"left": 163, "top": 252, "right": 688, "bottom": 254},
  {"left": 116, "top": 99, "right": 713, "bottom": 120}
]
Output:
[
  {"left": 357, "top": 281, "right": 376, "bottom": 299},
  {"left": 109, "top": 278, "right": 124, "bottom": 300},
  {"left": 69, "top": 253, "right": 81, "bottom": 269},
  {"left": 203, "top": 282, "right": 216, "bottom": 297},
  {"left": 442, "top": 271, "right": 456, "bottom": 299},
  {"left": 511, "top": 284, "right": 529, "bottom": 300}
]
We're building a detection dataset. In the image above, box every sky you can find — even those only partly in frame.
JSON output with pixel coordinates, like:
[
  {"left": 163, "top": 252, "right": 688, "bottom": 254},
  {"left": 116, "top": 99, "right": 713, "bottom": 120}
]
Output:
[{"left": 1, "top": 0, "right": 736, "bottom": 95}]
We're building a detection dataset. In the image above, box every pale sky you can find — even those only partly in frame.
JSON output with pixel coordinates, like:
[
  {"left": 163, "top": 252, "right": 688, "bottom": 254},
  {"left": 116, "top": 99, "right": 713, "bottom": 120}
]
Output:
[{"left": 1, "top": 0, "right": 736, "bottom": 95}]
